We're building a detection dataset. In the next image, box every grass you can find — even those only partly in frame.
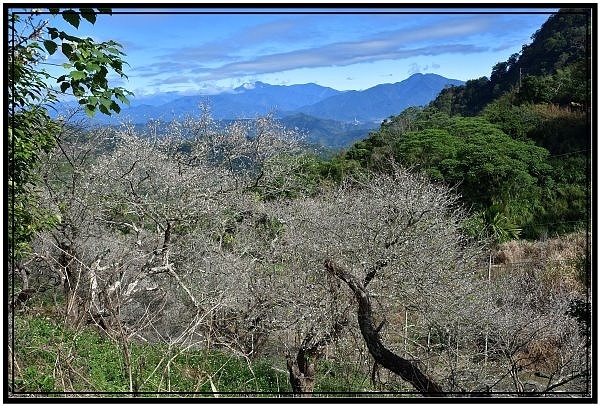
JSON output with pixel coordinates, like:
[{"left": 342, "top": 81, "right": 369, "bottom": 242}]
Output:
[
  {"left": 9, "top": 315, "right": 288, "bottom": 395},
  {"left": 9, "top": 315, "right": 372, "bottom": 397}
]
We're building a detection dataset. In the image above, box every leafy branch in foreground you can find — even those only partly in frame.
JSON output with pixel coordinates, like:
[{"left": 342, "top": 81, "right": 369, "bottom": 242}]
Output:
[{"left": 8, "top": 8, "right": 132, "bottom": 259}]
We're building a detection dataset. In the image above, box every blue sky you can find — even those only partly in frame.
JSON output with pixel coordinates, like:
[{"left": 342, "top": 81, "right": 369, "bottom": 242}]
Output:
[{"left": 19, "top": 6, "right": 557, "bottom": 99}]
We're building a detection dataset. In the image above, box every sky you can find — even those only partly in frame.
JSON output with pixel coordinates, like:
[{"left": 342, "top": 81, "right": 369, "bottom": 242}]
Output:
[{"left": 15, "top": 6, "right": 558, "bottom": 100}]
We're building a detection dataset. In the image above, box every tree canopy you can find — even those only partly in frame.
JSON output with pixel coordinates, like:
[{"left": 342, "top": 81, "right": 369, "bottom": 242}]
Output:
[
  {"left": 429, "top": 8, "right": 590, "bottom": 116},
  {"left": 8, "top": 8, "right": 132, "bottom": 259},
  {"left": 343, "top": 8, "right": 590, "bottom": 240}
]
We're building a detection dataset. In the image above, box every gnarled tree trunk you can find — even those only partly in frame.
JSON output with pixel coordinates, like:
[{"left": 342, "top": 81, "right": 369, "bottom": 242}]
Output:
[
  {"left": 286, "top": 314, "right": 349, "bottom": 396},
  {"left": 286, "top": 347, "right": 317, "bottom": 396},
  {"left": 325, "top": 259, "right": 445, "bottom": 397}
]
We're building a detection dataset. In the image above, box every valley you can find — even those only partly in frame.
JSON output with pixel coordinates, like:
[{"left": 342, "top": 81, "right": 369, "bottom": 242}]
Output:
[{"left": 58, "top": 73, "right": 464, "bottom": 149}]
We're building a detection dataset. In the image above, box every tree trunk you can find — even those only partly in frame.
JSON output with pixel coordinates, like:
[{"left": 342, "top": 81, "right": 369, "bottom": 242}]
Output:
[
  {"left": 286, "top": 348, "right": 316, "bottom": 397},
  {"left": 325, "top": 259, "right": 445, "bottom": 397},
  {"left": 59, "top": 238, "right": 85, "bottom": 327},
  {"left": 286, "top": 312, "right": 349, "bottom": 396}
]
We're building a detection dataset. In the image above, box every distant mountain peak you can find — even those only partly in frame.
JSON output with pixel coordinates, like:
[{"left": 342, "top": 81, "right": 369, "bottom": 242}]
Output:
[
  {"left": 295, "top": 74, "right": 464, "bottom": 122},
  {"left": 75, "top": 74, "right": 463, "bottom": 131},
  {"left": 235, "top": 81, "right": 270, "bottom": 91}
]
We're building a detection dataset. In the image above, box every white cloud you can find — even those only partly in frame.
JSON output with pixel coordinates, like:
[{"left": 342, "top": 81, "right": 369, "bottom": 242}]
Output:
[{"left": 140, "top": 14, "right": 493, "bottom": 83}]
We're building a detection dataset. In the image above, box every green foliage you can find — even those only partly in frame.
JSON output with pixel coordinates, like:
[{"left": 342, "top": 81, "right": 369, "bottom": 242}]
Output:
[
  {"left": 51, "top": 34, "right": 131, "bottom": 117},
  {"left": 313, "top": 359, "right": 370, "bottom": 393},
  {"left": 13, "top": 315, "right": 380, "bottom": 395},
  {"left": 394, "top": 128, "right": 460, "bottom": 181},
  {"left": 343, "top": 9, "right": 590, "bottom": 241},
  {"left": 464, "top": 209, "right": 522, "bottom": 244},
  {"left": 8, "top": 8, "right": 132, "bottom": 259},
  {"left": 8, "top": 108, "right": 61, "bottom": 259},
  {"left": 482, "top": 97, "right": 541, "bottom": 140},
  {"left": 394, "top": 114, "right": 548, "bottom": 209},
  {"left": 345, "top": 111, "right": 556, "bottom": 239},
  {"left": 12, "top": 315, "right": 291, "bottom": 394},
  {"left": 12, "top": 316, "right": 128, "bottom": 392},
  {"left": 10, "top": 193, "right": 61, "bottom": 260},
  {"left": 518, "top": 65, "right": 588, "bottom": 107},
  {"left": 482, "top": 100, "right": 588, "bottom": 239},
  {"left": 430, "top": 76, "right": 494, "bottom": 116},
  {"left": 519, "top": 74, "right": 559, "bottom": 104},
  {"left": 518, "top": 9, "right": 589, "bottom": 77},
  {"left": 429, "top": 9, "right": 590, "bottom": 117},
  {"left": 528, "top": 154, "right": 589, "bottom": 237},
  {"left": 525, "top": 104, "right": 588, "bottom": 155}
]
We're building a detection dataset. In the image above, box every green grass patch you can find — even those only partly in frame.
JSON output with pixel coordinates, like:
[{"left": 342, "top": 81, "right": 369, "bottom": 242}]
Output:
[
  {"left": 10, "top": 315, "right": 290, "bottom": 395},
  {"left": 11, "top": 315, "right": 385, "bottom": 397}
]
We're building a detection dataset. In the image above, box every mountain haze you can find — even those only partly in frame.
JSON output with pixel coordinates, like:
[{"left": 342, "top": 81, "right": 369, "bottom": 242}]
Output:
[
  {"left": 150, "top": 81, "right": 341, "bottom": 120},
  {"left": 85, "top": 73, "right": 463, "bottom": 125},
  {"left": 57, "top": 73, "right": 463, "bottom": 148},
  {"left": 295, "top": 73, "right": 464, "bottom": 121}
]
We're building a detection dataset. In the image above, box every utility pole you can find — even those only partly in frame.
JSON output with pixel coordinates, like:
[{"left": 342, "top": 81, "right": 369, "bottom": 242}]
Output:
[{"left": 519, "top": 67, "right": 522, "bottom": 90}]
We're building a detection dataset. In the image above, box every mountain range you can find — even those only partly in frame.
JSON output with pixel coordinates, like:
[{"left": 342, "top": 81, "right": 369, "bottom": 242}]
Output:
[{"left": 71, "top": 73, "right": 464, "bottom": 148}]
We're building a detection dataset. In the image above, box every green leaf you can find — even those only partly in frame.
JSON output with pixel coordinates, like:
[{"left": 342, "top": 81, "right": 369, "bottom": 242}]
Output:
[
  {"left": 116, "top": 92, "right": 130, "bottom": 106},
  {"left": 100, "top": 97, "right": 112, "bottom": 110},
  {"left": 73, "top": 85, "right": 84, "bottom": 96},
  {"left": 60, "top": 82, "right": 70, "bottom": 93},
  {"left": 84, "top": 105, "right": 96, "bottom": 118},
  {"left": 47, "top": 27, "right": 59, "bottom": 40},
  {"left": 43, "top": 40, "right": 57, "bottom": 55},
  {"left": 69, "top": 71, "right": 86, "bottom": 80},
  {"left": 61, "top": 43, "right": 73, "bottom": 59},
  {"left": 49, "top": 8, "right": 60, "bottom": 14},
  {"left": 59, "top": 32, "right": 80, "bottom": 42},
  {"left": 79, "top": 9, "right": 97, "bottom": 25},
  {"left": 110, "top": 101, "right": 120, "bottom": 114},
  {"left": 85, "top": 62, "right": 100, "bottom": 72},
  {"left": 97, "top": 8, "right": 112, "bottom": 15},
  {"left": 62, "top": 10, "right": 80, "bottom": 28},
  {"left": 110, "top": 60, "right": 123, "bottom": 71}
]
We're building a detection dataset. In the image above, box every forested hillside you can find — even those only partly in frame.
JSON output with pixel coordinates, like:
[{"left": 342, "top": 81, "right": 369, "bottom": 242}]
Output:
[
  {"left": 8, "top": 8, "right": 592, "bottom": 399},
  {"left": 341, "top": 8, "right": 591, "bottom": 241}
]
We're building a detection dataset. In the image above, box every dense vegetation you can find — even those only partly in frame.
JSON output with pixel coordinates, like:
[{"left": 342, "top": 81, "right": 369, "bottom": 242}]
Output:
[
  {"left": 340, "top": 8, "right": 591, "bottom": 241},
  {"left": 8, "top": 8, "right": 592, "bottom": 399}
]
